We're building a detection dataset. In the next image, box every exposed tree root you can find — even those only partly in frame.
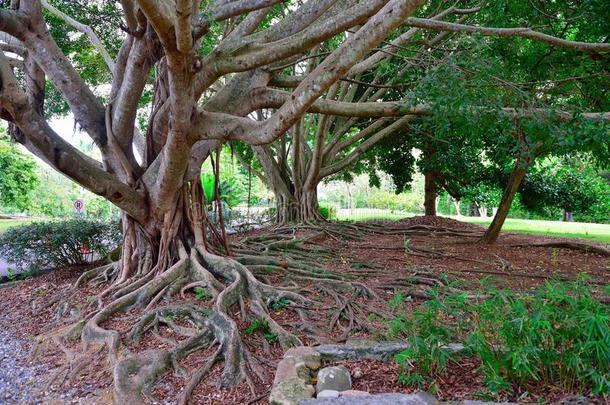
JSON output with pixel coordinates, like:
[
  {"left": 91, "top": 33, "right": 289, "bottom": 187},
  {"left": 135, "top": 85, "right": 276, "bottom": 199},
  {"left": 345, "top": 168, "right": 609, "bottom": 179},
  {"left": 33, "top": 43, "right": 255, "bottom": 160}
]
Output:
[
  {"left": 30, "top": 220, "right": 488, "bottom": 403},
  {"left": 511, "top": 241, "right": 610, "bottom": 257},
  {"left": 31, "top": 230, "right": 380, "bottom": 404}
]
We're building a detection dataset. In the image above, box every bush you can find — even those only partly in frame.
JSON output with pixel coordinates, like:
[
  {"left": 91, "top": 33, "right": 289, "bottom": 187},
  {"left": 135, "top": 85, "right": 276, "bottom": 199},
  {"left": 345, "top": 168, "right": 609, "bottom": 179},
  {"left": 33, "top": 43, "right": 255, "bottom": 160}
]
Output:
[
  {"left": 319, "top": 203, "right": 337, "bottom": 220},
  {"left": 0, "top": 219, "right": 121, "bottom": 270},
  {"left": 390, "top": 279, "right": 610, "bottom": 396}
]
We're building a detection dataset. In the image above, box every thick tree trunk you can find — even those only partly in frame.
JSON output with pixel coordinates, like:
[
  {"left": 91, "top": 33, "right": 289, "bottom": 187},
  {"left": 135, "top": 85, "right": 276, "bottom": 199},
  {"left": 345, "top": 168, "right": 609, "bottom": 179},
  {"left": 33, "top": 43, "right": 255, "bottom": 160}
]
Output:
[
  {"left": 424, "top": 172, "right": 437, "bottom": 216},
  {"left": 73, "top": 180, "right": 310, "bottom": 402},
  {"left": 275, "top": 187, "right": 322, "bottom": 224},
  {"left": 482, "top": 160, "right": 531, "bottom": 244},
  {"left": 562, "top": 210, "right": 574, "bottom": 222}
]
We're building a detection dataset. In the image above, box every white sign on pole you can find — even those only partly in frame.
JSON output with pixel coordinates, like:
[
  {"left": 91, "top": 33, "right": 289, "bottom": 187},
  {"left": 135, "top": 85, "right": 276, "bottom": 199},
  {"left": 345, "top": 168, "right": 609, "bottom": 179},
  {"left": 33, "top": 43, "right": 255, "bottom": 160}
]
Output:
[{"left": 74, "top": 199, "right": 85, "bottom": 214}]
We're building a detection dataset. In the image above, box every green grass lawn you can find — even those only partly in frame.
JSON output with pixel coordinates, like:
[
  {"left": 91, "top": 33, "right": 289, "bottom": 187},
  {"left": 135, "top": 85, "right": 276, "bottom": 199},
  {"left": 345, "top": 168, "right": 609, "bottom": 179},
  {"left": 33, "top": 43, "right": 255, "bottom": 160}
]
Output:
[
  {"left": 335, "top": 209, "right": 610, "bottom": 243},
  {"left": 454, "top": 216, "right": 610, "bottom": 243},
  {"left": 0, "top": 218, "right": 32, "bottom": 234}
]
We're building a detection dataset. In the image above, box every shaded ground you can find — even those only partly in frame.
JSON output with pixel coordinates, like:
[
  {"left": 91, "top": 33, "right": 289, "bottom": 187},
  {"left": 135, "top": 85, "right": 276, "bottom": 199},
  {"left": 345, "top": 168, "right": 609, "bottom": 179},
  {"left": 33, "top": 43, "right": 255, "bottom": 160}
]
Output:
[
  {"left": 328, "top": 216, "right": 608, "bottom": 291},
  {"left": 333, "top": 210, "right": 610, "bottom": 243},
  {"left": 0, "top": 216, "right": 607, "bottom": 404},
  {"left": 0, "top": 329, "right": 44, "bottom": 404}
]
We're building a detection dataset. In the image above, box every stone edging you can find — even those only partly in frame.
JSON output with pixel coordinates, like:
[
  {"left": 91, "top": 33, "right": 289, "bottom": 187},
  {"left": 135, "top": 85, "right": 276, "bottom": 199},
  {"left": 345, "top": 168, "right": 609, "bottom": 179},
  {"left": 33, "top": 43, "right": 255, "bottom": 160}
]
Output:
[{"left": 269, "top": 340, "right": 520, "bottom": 405}]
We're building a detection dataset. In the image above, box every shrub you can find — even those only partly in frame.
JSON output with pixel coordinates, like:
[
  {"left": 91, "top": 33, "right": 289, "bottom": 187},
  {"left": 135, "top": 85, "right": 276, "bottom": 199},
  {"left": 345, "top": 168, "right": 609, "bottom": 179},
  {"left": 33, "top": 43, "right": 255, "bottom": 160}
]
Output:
[
  {"left": 319, "top": 203, "right": 337, "bottom": 220},
  {"left": 391, "top": 279, "right": 610, "bottom": 396},
  {"left": 391, "top": 291, "right": 463, "bottom": 389},
  {"left": 0, "top": 219, "right": 121, "bottom": 270}
]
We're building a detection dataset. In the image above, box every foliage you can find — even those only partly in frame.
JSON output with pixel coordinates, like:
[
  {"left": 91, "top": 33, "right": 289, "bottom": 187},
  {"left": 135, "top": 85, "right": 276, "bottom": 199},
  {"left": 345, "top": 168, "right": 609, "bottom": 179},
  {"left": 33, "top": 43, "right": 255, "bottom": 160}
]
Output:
[
  {"left": 0, "top": 218, "right": 121, "bottom": 270},
  {"left": 318, "top": 203, "right": 337, "bottom": 220},
  {"left": 25, "top": 164, "right": 118, "bottom": 219},
  {"left": 321, "top": 173, "right": 425, "bottom": 214},
  {"left": 362, "top": 4, "right": 610, "bottom": 220},
  {"left": 390, "top": 280, "right": 610, "bottom": 396},
  {"left": 216, "top": 177, "right": 248, "bottom": 208},
  {"left": 1, "top": 266, "right": 41, "bottom": 283},
  {"left": 433, "top": 154, "right": 610, "bottom": 224},
  {"left": 463, "top": 183, "right": 503, "bottom": 211},
  {"left": 391, "top": 291, "right": 461, "bottom": 389},
  {"left": 15, "top": 0, "right": 123, "bottom": 118},
  {"left": 193, "top": 287, "right": 211, "bottom": 301},
  {"left": 387, "top": 292, "right": 408, "bottom": 311},
  {"left": 521, "top": 158, "right": 610, "bottom": 223},
  {"left": 271, "top": 297, "right": 290, "bottom": 311},
  {"left": 200, "top": 173, "right": 216, "bottom": 203},
  {"left": 243, "top": 319, "right": 278, "bottom": 343},
  {"left": 0, "top": 131, "right": 39, "bottom": 212},
  {"left": 200, "top": 147, "right": 266, "bottom": 208}
]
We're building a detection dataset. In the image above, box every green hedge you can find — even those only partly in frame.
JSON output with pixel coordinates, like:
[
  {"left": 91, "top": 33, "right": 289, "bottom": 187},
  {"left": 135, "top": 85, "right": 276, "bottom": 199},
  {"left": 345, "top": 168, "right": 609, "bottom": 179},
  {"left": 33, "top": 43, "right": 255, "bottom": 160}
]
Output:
[{"left": 0, "top": 219, "right": 121, "bottom": 270}]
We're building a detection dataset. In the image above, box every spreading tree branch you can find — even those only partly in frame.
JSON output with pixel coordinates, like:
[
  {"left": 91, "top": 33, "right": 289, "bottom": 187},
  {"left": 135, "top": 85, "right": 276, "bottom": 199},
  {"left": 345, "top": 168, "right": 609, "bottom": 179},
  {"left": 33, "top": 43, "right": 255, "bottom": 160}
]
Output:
[
  {"left": 0, "top": 52, "right": 147, "bottom": 222},
  {"left": 40, "top": 0, "right": 115, "bottom": 72},
  {"left": 406, "top": 17, "right": 610, "bottom": 53}
]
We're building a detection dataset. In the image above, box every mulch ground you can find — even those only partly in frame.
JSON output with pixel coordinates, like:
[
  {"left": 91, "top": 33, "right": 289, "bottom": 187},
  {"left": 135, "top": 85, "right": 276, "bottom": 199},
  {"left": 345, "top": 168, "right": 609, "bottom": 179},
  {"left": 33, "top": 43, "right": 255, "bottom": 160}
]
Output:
[{"left": 0, "top": 216, "right": 607, "bottom": 404}]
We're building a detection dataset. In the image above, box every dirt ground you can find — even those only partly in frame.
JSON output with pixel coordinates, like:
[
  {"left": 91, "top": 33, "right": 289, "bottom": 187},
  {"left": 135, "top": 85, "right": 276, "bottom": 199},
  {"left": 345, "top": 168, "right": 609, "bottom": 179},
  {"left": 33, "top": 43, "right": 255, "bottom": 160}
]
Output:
[{"left": 0, "top": 216, "right": 607, "bottom": 404}]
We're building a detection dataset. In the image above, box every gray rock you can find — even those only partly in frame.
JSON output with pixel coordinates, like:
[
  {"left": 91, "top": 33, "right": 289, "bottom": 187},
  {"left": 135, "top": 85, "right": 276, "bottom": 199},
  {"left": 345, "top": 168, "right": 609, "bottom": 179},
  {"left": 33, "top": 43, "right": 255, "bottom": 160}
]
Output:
[
  {"left": 301, "top": 392, "right": 438, "bottom": 405},
  {"left": 274, "top": 357, "right": 311, "bottom": 386},
  {"left": 315, "top": 339, "right": 410, "bottom": 361},
  {"left": 285, "top": 346, "right": 322, "bottom": 370},
  {"left": 315, "top": 340, "right": 466, "bottom": 362},
  {"left": 555, "top": 396, "right": 591, "bottom": 405},
  {"left": 317, "top": 390, "right": 340, "bottom": 398},
  {"left": 316, "top": 366, "right": 352, "bottom": 393},
  {"left": 340, "top": 390, "right": 369, "bottom": 397},
  {"left": 270, "top": 377, "right": 316, "bottom": 405}
]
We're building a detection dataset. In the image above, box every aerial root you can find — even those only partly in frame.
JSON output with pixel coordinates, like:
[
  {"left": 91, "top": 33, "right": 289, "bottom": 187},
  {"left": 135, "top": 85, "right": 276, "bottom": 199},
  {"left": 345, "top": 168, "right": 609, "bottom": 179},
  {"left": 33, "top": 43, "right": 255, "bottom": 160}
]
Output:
[
  {"left": 33, "top": 235, "right": 378, "bottom": 404},
  {"left": 90, "top": 245, "right": 318, "bottom": 402},
  {"left": 381, "top": 269, "right": 482, "bottom": 301},
  {"left": 232, "top": 235, "right": 380, "bottom": 302},
  {"left": 30, "top": 319, "right": 104, "bottom": 393},
  {"left": 178, "top": 344, "right": 222, "bottom": 405},
  {"left": 74, "top": 262, "right": 118, "bottom": 288},
  {"left": 317, "top": 285, "right": 382, "bottom": 341},
  {"left": 30, "top": 261, "right": 120, "bottom": 328}
]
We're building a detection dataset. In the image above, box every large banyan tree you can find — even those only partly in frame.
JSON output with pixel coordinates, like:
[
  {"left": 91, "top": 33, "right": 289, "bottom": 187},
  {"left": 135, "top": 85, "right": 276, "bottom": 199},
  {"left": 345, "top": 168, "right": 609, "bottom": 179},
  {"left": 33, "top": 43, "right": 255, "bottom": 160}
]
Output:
[{"left": 1, "top": 0, "right": 609, "bottom": 402}]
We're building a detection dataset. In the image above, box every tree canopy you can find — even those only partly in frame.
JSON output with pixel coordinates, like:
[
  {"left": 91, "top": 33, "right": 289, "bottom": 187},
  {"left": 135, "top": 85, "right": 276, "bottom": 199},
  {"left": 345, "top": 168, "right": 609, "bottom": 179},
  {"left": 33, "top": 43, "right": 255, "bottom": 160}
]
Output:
[{"left": 0, "top": 126, "right": 38, "bottom": 212}]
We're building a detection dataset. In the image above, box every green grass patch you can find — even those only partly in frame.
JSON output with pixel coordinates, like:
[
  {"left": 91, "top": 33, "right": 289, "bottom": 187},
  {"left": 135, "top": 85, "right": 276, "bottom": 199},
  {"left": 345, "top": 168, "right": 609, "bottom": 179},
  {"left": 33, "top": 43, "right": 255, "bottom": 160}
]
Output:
[
  {"left": 0, "top": 218, "right": 32, "bottom": 234},
  {"left": 454, "top": 216, "right": 610, "bottom": 243}
]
